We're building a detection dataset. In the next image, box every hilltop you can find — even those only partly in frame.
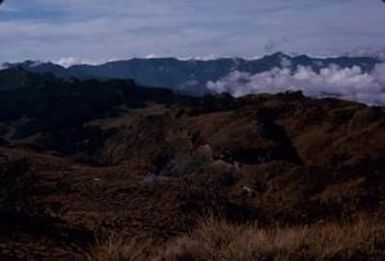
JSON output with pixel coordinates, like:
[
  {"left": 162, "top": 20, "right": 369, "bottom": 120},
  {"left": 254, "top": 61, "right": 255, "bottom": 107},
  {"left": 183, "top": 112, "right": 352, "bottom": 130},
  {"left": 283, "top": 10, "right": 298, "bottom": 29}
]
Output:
[{"left": 0, "top": 70, "right": 384, "bottom": 260}]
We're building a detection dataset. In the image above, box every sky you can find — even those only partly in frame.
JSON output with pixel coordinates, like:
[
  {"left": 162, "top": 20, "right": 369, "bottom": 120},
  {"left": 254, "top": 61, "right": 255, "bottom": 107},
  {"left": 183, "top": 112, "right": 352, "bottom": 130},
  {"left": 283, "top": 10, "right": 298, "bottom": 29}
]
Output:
[{"left": 0, "top": 0, "right": 385, "bottom": 64}]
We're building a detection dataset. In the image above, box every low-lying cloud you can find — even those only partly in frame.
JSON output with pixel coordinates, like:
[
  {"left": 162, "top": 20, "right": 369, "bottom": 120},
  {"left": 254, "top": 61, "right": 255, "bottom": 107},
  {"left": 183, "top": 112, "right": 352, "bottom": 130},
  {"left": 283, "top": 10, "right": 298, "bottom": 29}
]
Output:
[
  {"left": 55, "top": 57, "right": 87, "bottom": 68},
  {"left": 207, "top": 64, "right": 385, "bottom": 106}
]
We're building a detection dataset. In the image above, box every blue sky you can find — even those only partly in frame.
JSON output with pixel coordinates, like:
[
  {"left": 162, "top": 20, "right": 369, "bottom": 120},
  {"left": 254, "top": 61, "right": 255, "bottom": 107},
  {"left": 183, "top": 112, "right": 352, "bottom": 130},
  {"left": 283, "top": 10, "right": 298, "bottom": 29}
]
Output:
[{"left": 0, "top": 0, "right": 385, "bottom": 64}]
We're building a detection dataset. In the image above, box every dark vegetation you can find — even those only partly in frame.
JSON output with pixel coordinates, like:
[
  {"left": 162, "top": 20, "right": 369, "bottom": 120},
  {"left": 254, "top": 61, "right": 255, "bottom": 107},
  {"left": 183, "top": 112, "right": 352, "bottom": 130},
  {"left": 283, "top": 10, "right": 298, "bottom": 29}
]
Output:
[{"left": 0, "top": 68, "right": 384, "bottom": 260}]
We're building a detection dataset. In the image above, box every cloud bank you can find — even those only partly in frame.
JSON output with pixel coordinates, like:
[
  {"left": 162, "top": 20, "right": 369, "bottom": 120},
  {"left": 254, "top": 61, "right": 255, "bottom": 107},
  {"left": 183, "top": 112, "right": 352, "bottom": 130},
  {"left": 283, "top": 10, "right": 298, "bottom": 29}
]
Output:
[
  {"left": 207, "top": 64, "right": 385, "bottom": 106},
  {"left": 54, "top": 57, "right": 87, "bottom": 68}
]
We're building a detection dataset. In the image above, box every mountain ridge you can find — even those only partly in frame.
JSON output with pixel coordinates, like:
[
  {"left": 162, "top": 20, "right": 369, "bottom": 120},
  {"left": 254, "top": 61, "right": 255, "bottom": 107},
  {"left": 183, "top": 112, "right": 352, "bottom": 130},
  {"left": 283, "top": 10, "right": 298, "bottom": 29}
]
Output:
[{"left": 3, "top": 52, "right": 381, "bottom": 95}]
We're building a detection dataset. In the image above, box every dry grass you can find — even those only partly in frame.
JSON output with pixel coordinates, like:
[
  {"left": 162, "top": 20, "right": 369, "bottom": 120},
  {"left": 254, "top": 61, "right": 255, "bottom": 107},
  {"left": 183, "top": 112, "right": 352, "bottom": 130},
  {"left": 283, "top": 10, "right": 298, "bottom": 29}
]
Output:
[
  {"left": 162, "top": 217, "right": 385, "bottom": 261},
  {"left": 86, "top": 216, "right": 385, "bottom": 261},
  {"left": 86, "top": 233, "right": 157, "bottom": 261}
]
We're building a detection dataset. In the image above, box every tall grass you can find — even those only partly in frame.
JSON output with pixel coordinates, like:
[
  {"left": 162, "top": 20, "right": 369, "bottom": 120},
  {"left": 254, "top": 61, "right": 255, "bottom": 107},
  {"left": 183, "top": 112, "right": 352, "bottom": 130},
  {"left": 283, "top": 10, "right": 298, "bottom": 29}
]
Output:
[
  {"left": 162, "top": 217, "right": 385, "bottom": 261},
  {"left": 86, "top": 233, "right": 156, "bottom": 261},
  {"left": 86, "top": 216, "right": 385, "bottom": 261}
]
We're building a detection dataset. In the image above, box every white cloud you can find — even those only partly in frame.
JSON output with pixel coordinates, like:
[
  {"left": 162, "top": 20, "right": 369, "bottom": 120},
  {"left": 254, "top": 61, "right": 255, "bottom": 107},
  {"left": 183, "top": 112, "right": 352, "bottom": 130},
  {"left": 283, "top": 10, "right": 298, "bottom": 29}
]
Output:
[
  {"left": 207, "top": 63, "right": 385, "bottom": 106},
  {"left": 347, "top": 46, "right": 385, "bottom": 61},
  {"left": 280, "top": 56, "right": 292, "bottom": 68},
  {"left": 54, "top": 57, "right": 85, "bottom": 67}
]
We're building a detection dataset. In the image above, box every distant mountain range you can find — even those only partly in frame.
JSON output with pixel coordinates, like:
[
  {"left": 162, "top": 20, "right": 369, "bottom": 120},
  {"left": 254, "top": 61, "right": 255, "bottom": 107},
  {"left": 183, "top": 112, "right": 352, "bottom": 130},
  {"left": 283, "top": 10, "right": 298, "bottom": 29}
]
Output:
[{"left": 2, "top": 52, "right": 381, "bottom": 95}]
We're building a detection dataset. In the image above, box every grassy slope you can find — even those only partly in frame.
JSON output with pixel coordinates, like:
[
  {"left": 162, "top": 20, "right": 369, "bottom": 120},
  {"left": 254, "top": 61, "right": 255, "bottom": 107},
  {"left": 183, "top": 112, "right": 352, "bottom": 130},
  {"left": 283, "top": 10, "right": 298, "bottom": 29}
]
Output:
[{"left": 0, "top": 71, "right": 384, "bottom": 260}]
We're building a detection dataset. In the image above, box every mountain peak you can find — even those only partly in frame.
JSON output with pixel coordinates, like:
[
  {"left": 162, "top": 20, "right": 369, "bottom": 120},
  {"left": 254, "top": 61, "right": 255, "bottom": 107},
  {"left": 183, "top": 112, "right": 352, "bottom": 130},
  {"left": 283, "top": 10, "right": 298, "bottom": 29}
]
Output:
[{"left": 269, "top": 51, "right": 291, "bottom": 59}]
